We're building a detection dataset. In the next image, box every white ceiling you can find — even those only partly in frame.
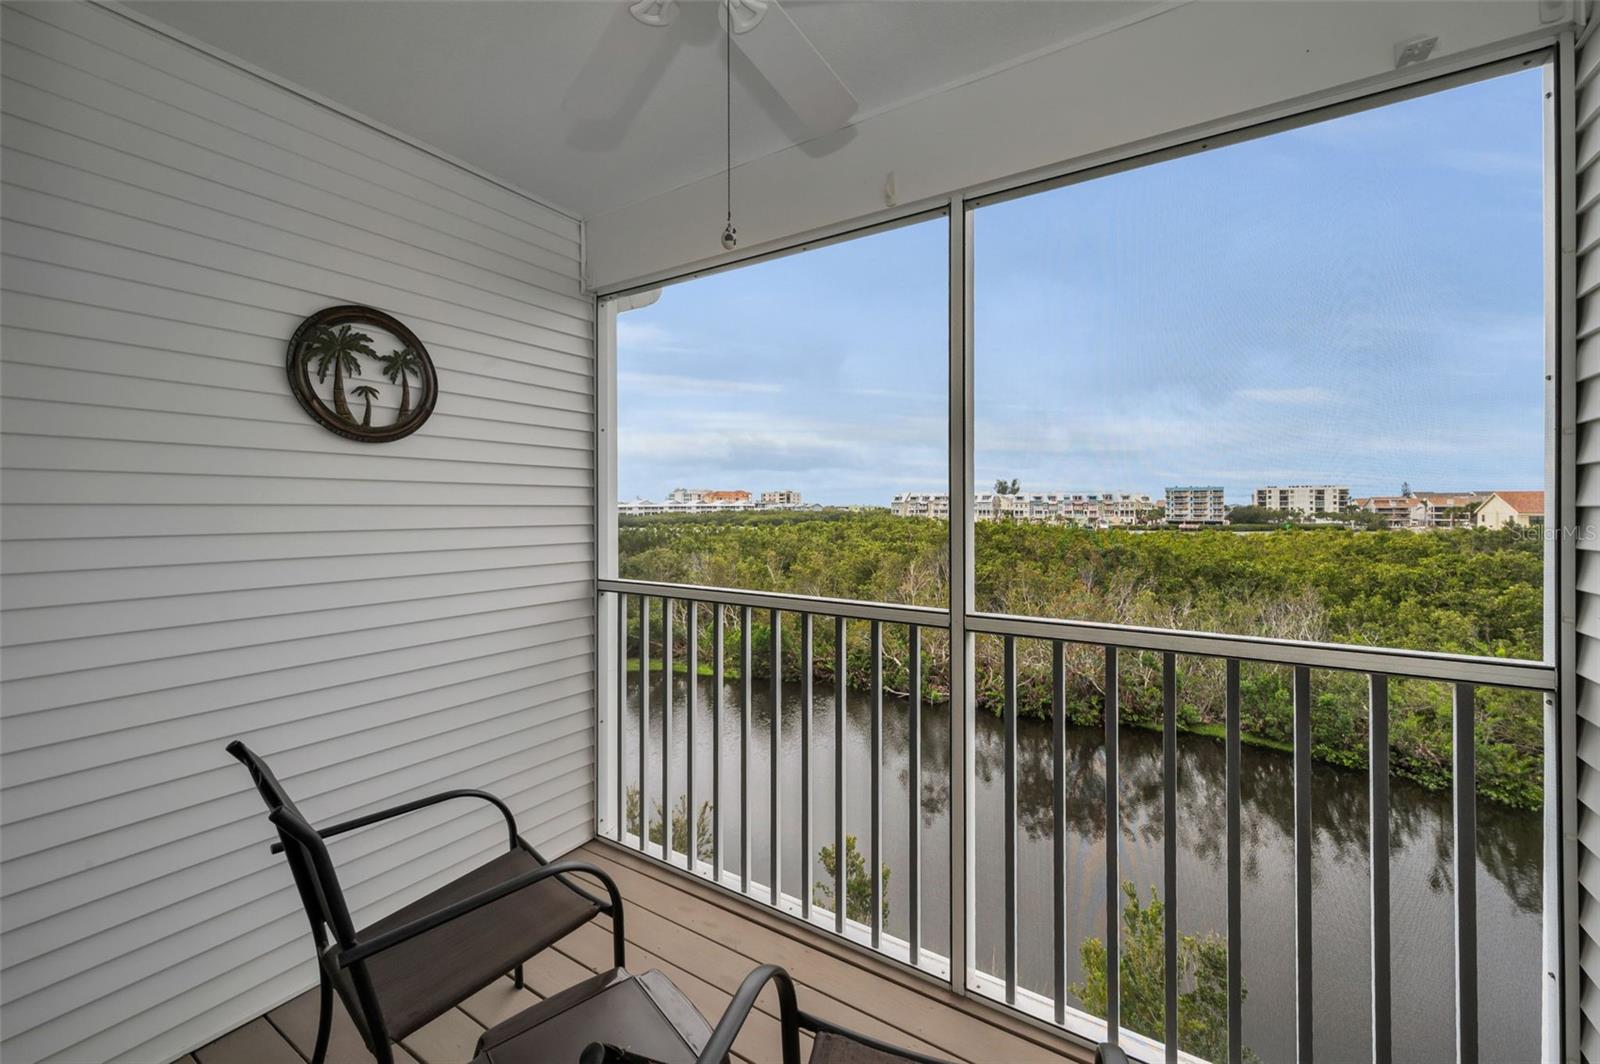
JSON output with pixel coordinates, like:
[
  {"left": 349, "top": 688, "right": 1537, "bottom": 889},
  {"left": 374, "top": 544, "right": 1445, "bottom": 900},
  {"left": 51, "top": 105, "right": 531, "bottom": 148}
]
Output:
[{"left": 131, "top": 1, "right": 1168, "bottom": 218}]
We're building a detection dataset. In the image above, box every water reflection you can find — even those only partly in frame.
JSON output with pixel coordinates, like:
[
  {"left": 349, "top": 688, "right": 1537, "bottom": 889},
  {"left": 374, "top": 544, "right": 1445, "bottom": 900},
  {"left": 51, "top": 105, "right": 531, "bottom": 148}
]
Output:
[{"left": 623, "top": 671, "right": 1542, "bottom": 1062}]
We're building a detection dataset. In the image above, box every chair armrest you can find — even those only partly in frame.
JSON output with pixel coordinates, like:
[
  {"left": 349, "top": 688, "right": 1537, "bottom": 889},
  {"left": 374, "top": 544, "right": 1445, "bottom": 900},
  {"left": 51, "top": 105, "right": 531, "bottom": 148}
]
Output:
[
  {"left": 697, "top": 965, "right": 802, "bottom": 1064},
  {"left": 337, "top": 859, "right": 624, "bottom": 966},
  {"left": 269, "top": 789, "right": 519, "bottom": 854}
]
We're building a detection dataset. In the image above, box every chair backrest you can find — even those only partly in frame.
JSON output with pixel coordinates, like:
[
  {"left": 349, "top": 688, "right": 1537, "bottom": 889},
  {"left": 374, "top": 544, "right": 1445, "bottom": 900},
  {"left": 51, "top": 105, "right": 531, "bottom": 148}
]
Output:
[
  {"left": 227, "top": 738, "right": 304, "bottom": 817},
  {"left": 227, "top": 740, "right": 361, "bottom": 949}
]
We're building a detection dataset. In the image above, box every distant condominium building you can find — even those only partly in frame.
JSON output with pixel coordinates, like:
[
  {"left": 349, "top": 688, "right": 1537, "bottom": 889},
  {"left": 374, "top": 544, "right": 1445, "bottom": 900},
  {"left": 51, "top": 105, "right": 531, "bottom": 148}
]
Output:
[
  {"left": 622, "top": 487, "right": 808, "bottom": 516},
  {"left": 891, "top": 492, "right": 950, "bottom": 519},
  {"left": 890, "top": 490, "right": 1153, "bottom": 526},
  {"left": 1353, "top": 495, "right": 1426, "bottom": 528},
  {"left": 1252, "top": 484, "right": 1351, "bottom": 514},
  {"left": 1164, "top": 486, "right": 1227, "bottom": 525},
  {"left": 1054, "top": 491, "right": 1155, "bottom": 527},
  {"left": 1411, "top": 491, "right": 1487, "bottom": 528},
  {"left": 1352, "top": 490, "right": 1489, "bottom": 529}
]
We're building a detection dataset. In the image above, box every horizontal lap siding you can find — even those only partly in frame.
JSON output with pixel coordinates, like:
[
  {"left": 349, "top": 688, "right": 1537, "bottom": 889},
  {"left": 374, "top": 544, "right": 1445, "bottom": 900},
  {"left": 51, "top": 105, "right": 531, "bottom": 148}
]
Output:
[
  {"left": 0, "top": 5, "right": 596, "bottom": 1063},
  {"left": 1581, "top": 31, "right": 1600, "bottom": 1064}
]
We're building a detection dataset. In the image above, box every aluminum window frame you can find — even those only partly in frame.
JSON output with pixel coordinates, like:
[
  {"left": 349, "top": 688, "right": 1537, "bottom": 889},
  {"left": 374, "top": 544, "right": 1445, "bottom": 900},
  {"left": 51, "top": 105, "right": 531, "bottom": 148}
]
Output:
[{"left": 593, "top": 39, "right": 1574, "bottom": 1060}]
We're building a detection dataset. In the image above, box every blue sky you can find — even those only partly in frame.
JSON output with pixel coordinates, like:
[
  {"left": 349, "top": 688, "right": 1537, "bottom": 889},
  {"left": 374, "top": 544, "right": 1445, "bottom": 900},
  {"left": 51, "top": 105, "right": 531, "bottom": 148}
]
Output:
[{"left": 617, "top": 68, "right": 1546, "bottom": 506}]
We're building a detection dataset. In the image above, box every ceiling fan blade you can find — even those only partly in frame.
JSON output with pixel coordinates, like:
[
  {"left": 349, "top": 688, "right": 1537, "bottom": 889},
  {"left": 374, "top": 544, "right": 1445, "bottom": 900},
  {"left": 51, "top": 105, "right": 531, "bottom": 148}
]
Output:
[
  {"left": 562, "top": 2, "right": 676, "bottom": 123},
  {"left": 731, "top": 0, "right": 857, "bottom": 134}
]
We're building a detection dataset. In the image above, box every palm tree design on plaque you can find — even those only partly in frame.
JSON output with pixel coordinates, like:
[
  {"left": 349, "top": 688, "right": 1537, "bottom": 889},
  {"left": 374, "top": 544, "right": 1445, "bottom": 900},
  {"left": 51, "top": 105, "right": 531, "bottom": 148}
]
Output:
[
  {"left": 350, "top": 385, "right": 380, "bottom": 428},
  {"left": 377, "top": 345, "right": 425, "bottom": 420},
  {"left": 303, "top": 324, "right": 376, "bottom": 421}
]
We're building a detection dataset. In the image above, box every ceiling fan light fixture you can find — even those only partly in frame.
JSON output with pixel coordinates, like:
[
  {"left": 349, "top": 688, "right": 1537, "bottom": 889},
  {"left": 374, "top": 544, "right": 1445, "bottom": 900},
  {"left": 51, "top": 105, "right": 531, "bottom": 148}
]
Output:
[
  {"left": 628, "top": 0, "right": 678, "bottom": 28},
  {"left": 722, "top": 0, "right": 769, "bottom": 35}
]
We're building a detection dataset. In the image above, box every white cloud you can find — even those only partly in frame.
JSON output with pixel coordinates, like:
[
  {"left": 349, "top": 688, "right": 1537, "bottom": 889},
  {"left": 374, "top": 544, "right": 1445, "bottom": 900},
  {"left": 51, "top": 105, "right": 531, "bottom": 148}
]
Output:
[
  {"left": 1434, "top": 148, "right": 1542, "bottom": 179},
  {"left": 1235, "top": 387, "right": 1333, "bottom": 405},
  {"left": 618, "top": 371, "right": 781, "bottom": 396},
  {"left": 617, "top": 319, "right": 693, "bottom": 354}
]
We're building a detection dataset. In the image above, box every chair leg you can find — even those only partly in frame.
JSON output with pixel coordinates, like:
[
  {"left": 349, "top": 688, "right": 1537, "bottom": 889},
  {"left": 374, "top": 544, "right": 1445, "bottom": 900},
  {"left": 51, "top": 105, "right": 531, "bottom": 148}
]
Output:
[
  {"left": 312, "top": 968, "right": 333, "bottom": 1064},
  {"left": 513, "top": 963, "right": 524, "bottom": 989}
]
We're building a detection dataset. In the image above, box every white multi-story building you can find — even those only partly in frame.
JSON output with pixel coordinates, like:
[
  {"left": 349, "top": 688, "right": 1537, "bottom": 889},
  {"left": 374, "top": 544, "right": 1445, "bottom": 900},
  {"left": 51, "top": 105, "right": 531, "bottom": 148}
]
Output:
[
  {"left": 625, "top": 487, "right": 810, "bottom": 516},
  {"left": 1165, "top": 486, "right": 1227, "bottom": 525},
  {"left": 629, "top": 486, "right": 751, "bottom": 515},
  {"left": 1058, "top": 491, "right": 1156, "bottom": 527},
  {"left": 891, "top": 490, "right": 1154, "bottom": 526},
  {"left": 890, "top": 492, "right": 950, "bottom": 518},
  {"left": 1253, "top": 484, "right": 1351, "bottom": 514}
]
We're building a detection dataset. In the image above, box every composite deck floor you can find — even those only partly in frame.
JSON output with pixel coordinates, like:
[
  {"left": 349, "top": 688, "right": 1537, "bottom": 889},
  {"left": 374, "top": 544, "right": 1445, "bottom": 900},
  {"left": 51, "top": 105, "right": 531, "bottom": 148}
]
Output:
[{"left": 187, "top": 841, "right": 1092, "bottom": 1064}]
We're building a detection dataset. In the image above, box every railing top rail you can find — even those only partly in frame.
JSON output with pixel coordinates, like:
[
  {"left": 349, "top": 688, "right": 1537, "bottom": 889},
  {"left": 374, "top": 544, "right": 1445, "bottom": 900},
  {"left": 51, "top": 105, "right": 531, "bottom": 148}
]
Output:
[
  {"left": 968, "top": 611, "right": 1555, "bottom": 691},
  {"left": 599, "top": 579, "right": 1553, "bottom": 690},
  {"left": 599, "top": 578, "right": 948, "bottom": 627}
]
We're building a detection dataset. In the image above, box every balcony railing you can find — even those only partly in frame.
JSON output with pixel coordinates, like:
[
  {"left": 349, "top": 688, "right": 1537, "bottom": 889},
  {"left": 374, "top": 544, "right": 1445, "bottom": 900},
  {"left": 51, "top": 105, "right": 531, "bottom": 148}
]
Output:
[{"left": 597, "top": 578, "right": 1555, "bottom": 1064}]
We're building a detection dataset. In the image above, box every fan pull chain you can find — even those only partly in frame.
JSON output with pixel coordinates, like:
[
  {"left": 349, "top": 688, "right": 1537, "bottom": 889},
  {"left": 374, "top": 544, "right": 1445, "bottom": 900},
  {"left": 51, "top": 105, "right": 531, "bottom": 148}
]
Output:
[{"left": 721, "top": 0, "right": 737, "bottom": 250}]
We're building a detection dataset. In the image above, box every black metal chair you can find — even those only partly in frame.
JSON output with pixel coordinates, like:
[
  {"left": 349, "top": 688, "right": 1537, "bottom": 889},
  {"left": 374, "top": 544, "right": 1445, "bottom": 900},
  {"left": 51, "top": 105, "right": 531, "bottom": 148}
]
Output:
[
  {"left": 697, "top": 965, "right": 956, "bottom": 1064},
  {"left": 228, "top": 740, "right": 626, "bottom": 1064},
  {"left": 1094, "top": 1043, "right": 1129, "bottom": 1064},
  {"left": 585, "top": 964, "right": 957, "bottom": 1064}
]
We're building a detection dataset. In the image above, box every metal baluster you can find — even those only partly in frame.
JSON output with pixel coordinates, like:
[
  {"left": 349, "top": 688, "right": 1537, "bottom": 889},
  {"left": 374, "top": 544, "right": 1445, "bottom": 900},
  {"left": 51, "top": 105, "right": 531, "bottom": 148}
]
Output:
[
  {"left": 1003, "top": 635, "right": 1018, "bottom": 1005},
  {"left": 908, "top": 624, "right": 923, "bottom": 967},
  {"left": 640, "top": 598, "right": 650, "bottom": 855},
  {"left": 802, "top": 614, "right": 814, "bottom": 921},
  {"left": 618, "top": 594, "right": 628, "bottom": 844},
  {"left": 870, "top": 620, "right": 884, "bottom": 950},
  {"left": 687, "top": 602, "right": 699, "bottom": 874},
  {"left": 741, "top": 605, "right": 753, "bottom": 895},
  {"left": 1162, "top": 652, "right": 1178, "bottom": 1063},
  {"left": 1226, "top": 659, "right": 1243, "bottom": 1064},
  {"left": 1454, "top": 683, "right": 1478, "bottom": 1064},
  {"left": 662, "top": 598, "right": 673, "bottom": 863},
  {"left": 1294, "top": 665, "right": 1313, "bottom": 1061},
  {"left": 1105, "top": 644, "right": 1120, "bottom": 1044},
  {"left": 713, "top": 607, "right": 725, "bottom": 885},
  {"left": 1370, "top": 674, "right": 1392, "bottom": 1064},
  {"left": 835, "top": 615, "right": 848, "bottom": 934},
  {"left": 1053, "top": 639, "right": 1067, "bottom": 1025},
  {"left": 770, "top": 609, "right": 783, "bottom": 908}
]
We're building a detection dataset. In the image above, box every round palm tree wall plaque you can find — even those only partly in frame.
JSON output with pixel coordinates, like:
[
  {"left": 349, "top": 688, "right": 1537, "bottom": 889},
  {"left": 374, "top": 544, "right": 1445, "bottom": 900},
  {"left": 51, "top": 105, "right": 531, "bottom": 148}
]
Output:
[{"left": 287, "top": 305, "right": 438, "bottom": 442}]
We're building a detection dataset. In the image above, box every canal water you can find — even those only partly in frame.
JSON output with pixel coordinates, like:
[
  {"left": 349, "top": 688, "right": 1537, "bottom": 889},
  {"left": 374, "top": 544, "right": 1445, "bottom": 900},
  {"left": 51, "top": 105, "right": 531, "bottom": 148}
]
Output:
[{"left": 623, "top": 672, "right": 1543, "bottom": 1063}]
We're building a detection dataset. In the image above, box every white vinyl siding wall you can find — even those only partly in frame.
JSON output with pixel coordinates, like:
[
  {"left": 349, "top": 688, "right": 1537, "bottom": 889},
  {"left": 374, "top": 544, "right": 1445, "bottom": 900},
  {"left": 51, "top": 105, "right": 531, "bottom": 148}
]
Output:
[
  {"left": 1577, "top": 28, "right": 1600, "bottom": 1064},
  {"left": 0, "top": 4, "right": 596, "bottom": 1063}
]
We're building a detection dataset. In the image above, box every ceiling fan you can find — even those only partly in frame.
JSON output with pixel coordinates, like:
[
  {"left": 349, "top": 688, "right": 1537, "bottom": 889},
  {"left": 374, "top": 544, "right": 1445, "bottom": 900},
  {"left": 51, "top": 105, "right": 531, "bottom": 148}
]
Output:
[{"left": 563, "top": 0, "right": 859, "bottom": 137}]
